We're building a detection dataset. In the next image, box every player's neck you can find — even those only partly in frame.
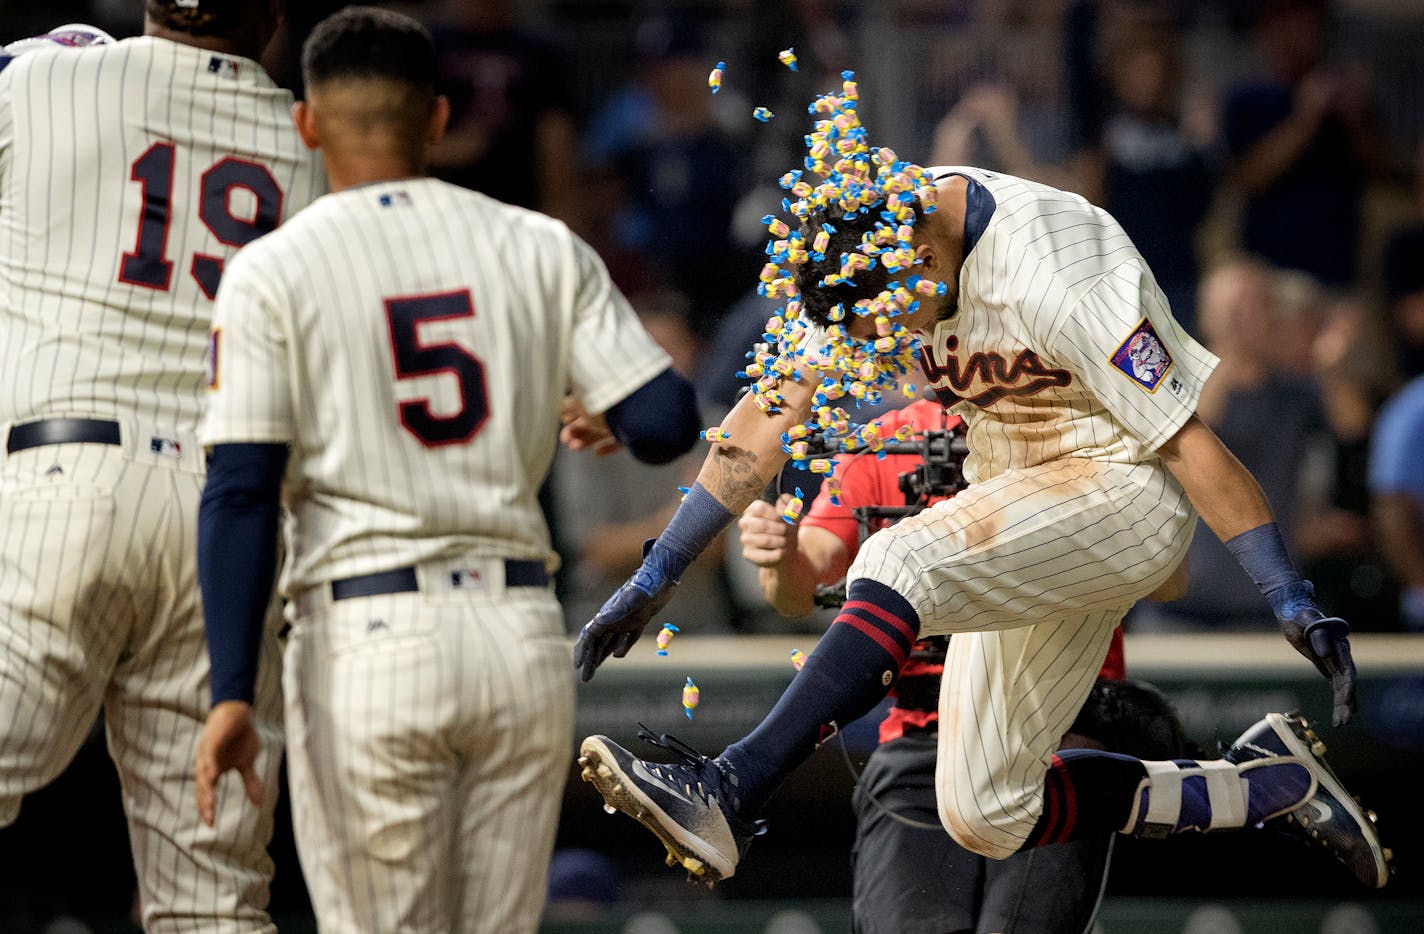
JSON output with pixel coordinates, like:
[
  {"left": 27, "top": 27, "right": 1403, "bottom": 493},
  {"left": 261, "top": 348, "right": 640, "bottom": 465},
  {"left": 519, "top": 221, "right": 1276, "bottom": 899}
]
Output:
[
  {"left": 323, "top": 152, "right": 426, "bottom": 193},
  {"left": 144, "top": 24, "right": 261, "bottom": 61}
]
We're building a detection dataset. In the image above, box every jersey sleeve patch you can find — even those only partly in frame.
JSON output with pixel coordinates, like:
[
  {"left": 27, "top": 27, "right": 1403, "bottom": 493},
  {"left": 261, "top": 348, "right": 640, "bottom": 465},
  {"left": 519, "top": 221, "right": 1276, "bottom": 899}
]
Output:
[
  {"left": 206, "top": 327, "right": 221, "bottom": 390},
  {"left": 1108, "top": 318, "right": 1173, "bottom": 393}
]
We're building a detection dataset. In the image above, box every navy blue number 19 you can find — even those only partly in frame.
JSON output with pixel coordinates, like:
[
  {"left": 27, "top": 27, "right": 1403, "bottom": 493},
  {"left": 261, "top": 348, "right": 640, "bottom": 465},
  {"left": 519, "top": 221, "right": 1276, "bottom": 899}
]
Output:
[
  {"left": 385, "top": 290, "right": 489, "bottom": 447},
  {"left": 119, "top": 144, "right": 282, "bottom": 297}
]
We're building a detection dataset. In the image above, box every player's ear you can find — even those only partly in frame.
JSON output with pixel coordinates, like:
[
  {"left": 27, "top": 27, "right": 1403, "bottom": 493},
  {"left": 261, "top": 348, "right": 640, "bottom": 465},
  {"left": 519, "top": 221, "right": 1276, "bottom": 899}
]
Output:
[
  {"left": 427, "top": 95, "right": 451, "bottom": 146},
  {"left": 291, "top": 100, "right": 319, "bottom": 151},
  {"left": 915, "top": 242, "right": 938, "bottom": 274}
]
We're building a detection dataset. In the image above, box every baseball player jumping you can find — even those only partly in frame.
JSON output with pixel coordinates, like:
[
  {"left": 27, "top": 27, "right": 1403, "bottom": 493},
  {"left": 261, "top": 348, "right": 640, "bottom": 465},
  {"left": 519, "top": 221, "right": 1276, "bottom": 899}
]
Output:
[
  {"left": 574, "top": 83, "right": 1388, "bottom": 893},
  {"left": 192, "top": 8, "right": 699, "bottom": 933},
  {"left": 0, "top": 3, "right": 324, "bottom": 931}
]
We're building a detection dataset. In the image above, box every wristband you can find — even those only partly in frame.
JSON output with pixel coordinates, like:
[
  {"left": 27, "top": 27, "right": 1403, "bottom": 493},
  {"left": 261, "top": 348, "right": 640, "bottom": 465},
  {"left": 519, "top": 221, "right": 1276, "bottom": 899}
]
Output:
[
  {"left": 644, "top": 482, "right": 735, "bottom": 584},
  {"left": 1224, "top": 522, "right": 1311, "bottom": 618}
]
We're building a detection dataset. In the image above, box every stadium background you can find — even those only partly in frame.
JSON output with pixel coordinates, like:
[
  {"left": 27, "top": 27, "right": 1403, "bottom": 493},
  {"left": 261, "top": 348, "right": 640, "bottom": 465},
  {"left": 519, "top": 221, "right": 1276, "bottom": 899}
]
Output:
[{"left": 2, "top": 0, "right": 1423, "bottom": 931}]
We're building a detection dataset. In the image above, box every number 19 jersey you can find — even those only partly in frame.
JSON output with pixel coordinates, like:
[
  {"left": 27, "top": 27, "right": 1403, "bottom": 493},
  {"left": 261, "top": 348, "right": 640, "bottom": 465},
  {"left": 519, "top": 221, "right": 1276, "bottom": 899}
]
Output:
[
  {"left": 0, "top": 37, "right": 325, "bottom": 431},
  {"left": 199, "top": 178, "right": 672, "bottom": 597}
]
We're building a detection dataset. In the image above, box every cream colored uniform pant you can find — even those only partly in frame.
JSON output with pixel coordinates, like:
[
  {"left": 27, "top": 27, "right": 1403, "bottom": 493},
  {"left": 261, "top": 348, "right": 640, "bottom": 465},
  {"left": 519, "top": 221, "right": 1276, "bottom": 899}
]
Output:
[
  {"left": 0, "top": 419, "right": 283, "bottom": 933},
  {"left": 849, "top": 457, "right": 1195, "bottom": 858},
  {"left": 284, "top": 566, "right": 574, "bottom": 934}
]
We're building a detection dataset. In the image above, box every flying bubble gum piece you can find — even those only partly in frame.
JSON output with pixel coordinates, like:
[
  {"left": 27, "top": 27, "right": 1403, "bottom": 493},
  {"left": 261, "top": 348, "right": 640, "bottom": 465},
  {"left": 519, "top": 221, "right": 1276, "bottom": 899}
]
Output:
[
  {"left": 655, "top": 623, "right": 680, "bottom": 657},
  {"left": 778, "top": 48, "right": 798, "bottom": 71},
  {"left": 781, "top": 487, "right": 805, "bottom": 524},
  {"left": 791, "top": 649, "right": 807, "bottom": 671},
  {"left": 682, "top": 677, "right": 700, "bottom": 719},
  {"left": 709, "top": 61, "right": 725, "bottom": 93}
]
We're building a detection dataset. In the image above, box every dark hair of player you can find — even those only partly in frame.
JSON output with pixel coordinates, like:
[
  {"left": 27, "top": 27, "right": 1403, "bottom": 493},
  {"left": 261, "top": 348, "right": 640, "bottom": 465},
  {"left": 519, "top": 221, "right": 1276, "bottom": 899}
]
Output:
[
  {"left": 301, "top": 6, "right": 438, "bottom": 93},
  {"left": 145, "top": 0, "right": 273, "bottom": 39},
  {"left": 793, "top": 202, "right": 924, "bottom": 329}
]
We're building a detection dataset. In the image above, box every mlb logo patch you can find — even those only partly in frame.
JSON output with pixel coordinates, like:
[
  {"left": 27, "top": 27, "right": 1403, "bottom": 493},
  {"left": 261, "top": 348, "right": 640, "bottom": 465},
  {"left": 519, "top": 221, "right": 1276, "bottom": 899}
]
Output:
[
  {"left": 1109, "top": 318, "right": 1173, "bottom": 393},
  {"left": 450, "top": 568, "right": 485, "bottom": 590},
  {"left": 207, "top": 56, "right": 241, "bottom": 79},
  {"left": 379, "top": 191, "right": 413, "bottom": 208}
]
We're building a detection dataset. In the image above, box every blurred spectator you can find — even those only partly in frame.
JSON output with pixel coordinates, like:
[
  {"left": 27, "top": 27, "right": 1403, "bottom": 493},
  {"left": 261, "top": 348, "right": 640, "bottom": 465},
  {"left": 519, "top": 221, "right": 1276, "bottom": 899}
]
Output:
[
  {"left": 1291, "top": 288, "right": 1401, "bottom": 626},
  {"left": 582, "top": 14, "right": 752, "bottom": 337},
  {"left": 1381, "top": 142, "right": 1424, "bottom": 379},
  {"left": 427, "top": 0, "right": 582, "bottom": 226},
  {"left": 1368, "top": 376, "right": 1424, "bottom": 632},
  {"left": 552, "top": 291, "right": 734, "bottom": 634},
  {"left": 1222, "top": 0, "right": 1385, "bottom": 287},
  {"left": 1150, "top": 257, "right": 1330, "bottom": 629},
  {"left": 930, "top": 82, "right": 1077, "bottom": 190},
  {"left": 1076, "top": 11, "right": 1215, "bottom": 334}
]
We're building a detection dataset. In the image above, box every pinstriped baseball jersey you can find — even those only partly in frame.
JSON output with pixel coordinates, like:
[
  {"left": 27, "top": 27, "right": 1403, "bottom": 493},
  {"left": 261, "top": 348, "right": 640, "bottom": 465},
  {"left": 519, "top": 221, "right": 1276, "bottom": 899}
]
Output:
[
  {"left": 199, "top": 177, "right": 671, "bottom": 596},
  {"left": 917, "top": 166, "right": 1218, "bottom": 483},
  {"left": 0, "top": 37, "right": 326, "bottom": 431}
]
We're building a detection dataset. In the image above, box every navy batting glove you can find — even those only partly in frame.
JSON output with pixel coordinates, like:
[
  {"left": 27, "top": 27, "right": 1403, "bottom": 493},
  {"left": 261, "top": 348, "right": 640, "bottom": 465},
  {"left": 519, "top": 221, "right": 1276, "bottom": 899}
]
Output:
[
  {"left": 1273, "top": 583, "right": 1357, "bottom": 727},
  {"left": 574, "top": 541, "right": 676, "bottom": 682}
]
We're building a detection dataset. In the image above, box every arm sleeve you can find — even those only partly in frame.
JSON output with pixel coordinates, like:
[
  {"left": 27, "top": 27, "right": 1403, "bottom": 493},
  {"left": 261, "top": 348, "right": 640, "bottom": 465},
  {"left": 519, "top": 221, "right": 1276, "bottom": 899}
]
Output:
[
  {"left": 1046, "top": 259, "right": 1219, "bottom": 458},
  {"left": 198, "top": 248, "right": 296, "bottom": 446},
  {"left": 198, "top": 443, "right": 288, "bottom": 705},
  {"left": 603, "top": 367, "right": 700, "bottom": 464},
  {"left": 565, "top": 235, "right": 672, "bottom": 415}
]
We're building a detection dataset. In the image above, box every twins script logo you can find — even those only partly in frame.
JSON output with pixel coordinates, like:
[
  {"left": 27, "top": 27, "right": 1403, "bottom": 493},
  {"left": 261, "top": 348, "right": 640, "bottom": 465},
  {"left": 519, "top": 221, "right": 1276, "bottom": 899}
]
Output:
[{"left": 919, "top": 334, "right": 1072, "bottom": 407}]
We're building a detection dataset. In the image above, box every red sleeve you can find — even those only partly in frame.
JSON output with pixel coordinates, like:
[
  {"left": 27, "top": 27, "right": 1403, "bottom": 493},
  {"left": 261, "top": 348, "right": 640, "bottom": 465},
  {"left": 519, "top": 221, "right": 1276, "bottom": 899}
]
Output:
[
  {"left": 1097, "top": 625, "right": 1126, "bottom": 680},
  {"left": 802, "top": 402, "right": 947, "bottom": 557}
]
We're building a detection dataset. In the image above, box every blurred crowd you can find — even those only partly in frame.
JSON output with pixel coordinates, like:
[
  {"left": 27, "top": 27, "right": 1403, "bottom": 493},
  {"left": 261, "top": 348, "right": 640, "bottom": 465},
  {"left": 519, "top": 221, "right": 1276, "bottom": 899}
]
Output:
[{"left": 13, "top": 0, "right": 1424, "bottom": 636}]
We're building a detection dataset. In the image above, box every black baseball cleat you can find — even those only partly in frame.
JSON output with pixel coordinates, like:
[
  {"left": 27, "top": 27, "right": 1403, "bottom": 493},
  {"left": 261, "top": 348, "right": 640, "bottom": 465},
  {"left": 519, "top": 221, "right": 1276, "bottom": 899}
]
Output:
[
  {"left": 578, "top": 727, "right": 764, "bottom": 883},
  {"left": 1224, "top": 712, "right": 1391, "bottom": 888}
]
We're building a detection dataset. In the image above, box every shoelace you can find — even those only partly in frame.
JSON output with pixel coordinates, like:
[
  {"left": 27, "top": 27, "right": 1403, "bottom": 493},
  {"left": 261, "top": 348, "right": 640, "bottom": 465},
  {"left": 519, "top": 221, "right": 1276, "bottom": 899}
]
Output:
[{"left": 636, "top": 723, "right": 720, "bottom": 805}]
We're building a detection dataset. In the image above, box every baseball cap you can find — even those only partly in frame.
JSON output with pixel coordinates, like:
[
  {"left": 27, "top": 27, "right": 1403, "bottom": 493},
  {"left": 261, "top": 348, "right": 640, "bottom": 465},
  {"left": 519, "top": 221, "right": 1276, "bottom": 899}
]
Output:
[{"left": 3, "top": 24, "right": 115, "bottom": 56}]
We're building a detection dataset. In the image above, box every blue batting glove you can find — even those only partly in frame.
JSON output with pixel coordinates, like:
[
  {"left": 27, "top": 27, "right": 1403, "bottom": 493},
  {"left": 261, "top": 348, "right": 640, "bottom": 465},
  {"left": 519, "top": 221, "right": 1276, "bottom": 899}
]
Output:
[
  {"left": 1273, "top": 582, "right": 1357, "bottom": 727},
  {"left": 574, "top": 543, "right": 676, "bottom": 682}
]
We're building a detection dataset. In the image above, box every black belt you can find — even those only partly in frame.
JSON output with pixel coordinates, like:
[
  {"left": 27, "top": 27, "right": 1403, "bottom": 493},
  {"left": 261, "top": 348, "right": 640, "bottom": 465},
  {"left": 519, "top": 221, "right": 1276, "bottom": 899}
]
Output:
[
  {"left": 331, "top": 560, "right": 547, "bottom": 600},
  {"left": 6, "top": 417, "right": 122, "bottom": 454}
]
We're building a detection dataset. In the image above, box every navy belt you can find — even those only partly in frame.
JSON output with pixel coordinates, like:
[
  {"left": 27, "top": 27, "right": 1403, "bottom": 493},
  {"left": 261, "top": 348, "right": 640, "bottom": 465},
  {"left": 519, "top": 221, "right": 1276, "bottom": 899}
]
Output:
[
  {"left": 331, "top": 560, "right": 547, "bottom": 600},
  {"left": 7, "top": 417, "right": 122, "bottom": 454}
]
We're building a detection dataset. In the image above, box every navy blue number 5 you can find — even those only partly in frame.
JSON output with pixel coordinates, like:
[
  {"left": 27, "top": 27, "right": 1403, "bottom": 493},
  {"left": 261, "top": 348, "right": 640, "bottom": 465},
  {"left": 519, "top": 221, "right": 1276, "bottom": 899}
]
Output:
[
  {"left": 385, "top": 290, "right": 489, "bottom": 447},
  {"left": 119, "top": 143, "right": 282, "bottom": 297}
]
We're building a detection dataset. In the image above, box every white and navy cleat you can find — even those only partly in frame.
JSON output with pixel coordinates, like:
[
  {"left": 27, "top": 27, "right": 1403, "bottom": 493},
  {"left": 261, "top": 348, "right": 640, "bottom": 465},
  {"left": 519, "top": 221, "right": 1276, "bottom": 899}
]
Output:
[{"left": 1225, "top": 712, "right": 1391, "bottom": 888}]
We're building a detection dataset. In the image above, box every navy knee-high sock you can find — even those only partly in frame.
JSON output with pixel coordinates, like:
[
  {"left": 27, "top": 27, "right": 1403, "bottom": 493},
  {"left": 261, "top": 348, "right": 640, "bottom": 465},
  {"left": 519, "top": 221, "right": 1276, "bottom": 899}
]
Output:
[
  {"left": 1021, "top": 749, "right": 1148, "bottom": 849},
  {"left": 720, "top": 579, "right": 919, "bottom": 815}
]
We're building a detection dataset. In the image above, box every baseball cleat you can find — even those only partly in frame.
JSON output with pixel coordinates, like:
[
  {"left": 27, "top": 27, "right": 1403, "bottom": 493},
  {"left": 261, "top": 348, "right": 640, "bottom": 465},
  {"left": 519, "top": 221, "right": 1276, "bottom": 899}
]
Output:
[
  {"left": 1224, "top": 712, "right": 1390, "bottom": 888},
  {"left": 578, "top": 728, "right": 763, "bottom": 883}
]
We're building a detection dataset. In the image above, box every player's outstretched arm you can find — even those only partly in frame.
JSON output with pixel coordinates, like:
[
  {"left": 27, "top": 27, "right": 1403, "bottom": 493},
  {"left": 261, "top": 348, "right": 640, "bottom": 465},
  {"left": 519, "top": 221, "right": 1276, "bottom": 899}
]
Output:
[
  {"left": 573, "top": 375, "right": 817, "bottom": 681},
  {"left": 1158, "top": 415, "right": 1357, "bottom": 725}
]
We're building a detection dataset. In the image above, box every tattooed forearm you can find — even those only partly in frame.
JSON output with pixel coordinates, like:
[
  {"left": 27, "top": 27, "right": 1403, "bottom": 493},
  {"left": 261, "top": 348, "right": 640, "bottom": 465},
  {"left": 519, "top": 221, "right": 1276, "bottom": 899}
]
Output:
[{"left": 704, "top": 445, "right": 767, "bottom": 508}]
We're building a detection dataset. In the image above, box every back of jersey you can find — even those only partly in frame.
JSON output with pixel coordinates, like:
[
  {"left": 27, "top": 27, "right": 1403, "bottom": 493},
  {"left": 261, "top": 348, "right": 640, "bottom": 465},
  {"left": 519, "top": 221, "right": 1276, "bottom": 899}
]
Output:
[
  {"left": 205, "top": 178, "right": 670, "bottom": 593},
  {"left": 0, "top": 37, "right": 326, "bottom": 431}
]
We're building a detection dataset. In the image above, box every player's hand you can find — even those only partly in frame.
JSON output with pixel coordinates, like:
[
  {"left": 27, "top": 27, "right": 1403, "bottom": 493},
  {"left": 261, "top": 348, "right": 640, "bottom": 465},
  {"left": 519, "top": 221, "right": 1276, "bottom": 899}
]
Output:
[
  {"left": 560, "top": 393, "right": 620, "bottom": 456},
  {"left": 574, "top": 547, "right": 676, "bottom": 682},
  {"left": 195, "top": 700, "right": 265, "bottom": 827},
  {"left": 740, "top": 495, "right": 799, "bottom": 567},
  {"left": 1278, "top": 607, "right": 1357, "bottom": 727}
]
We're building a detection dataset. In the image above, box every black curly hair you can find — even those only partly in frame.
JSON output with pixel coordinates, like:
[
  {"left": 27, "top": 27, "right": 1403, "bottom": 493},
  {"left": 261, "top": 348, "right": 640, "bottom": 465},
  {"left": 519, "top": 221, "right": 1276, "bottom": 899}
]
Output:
[{"left": 792, "top": 202, "right": 924, "bottom": 329}]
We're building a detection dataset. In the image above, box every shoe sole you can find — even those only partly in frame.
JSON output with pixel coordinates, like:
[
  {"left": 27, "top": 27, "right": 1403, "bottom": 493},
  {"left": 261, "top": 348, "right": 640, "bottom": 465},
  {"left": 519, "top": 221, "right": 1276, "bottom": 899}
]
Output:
[
  {"left": 1267, "top": 712, "right": 1390, "bottom": 889},
  {"left": 578, "top": 736, "right": 734, "bottom": 883}
]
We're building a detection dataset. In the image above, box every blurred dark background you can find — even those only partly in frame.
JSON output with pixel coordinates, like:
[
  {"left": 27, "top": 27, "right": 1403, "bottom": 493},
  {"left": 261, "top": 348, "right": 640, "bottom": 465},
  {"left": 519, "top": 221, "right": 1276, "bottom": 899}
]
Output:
[{"left": 3, "top": 0, "right": 1424, "bottom": 930}]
